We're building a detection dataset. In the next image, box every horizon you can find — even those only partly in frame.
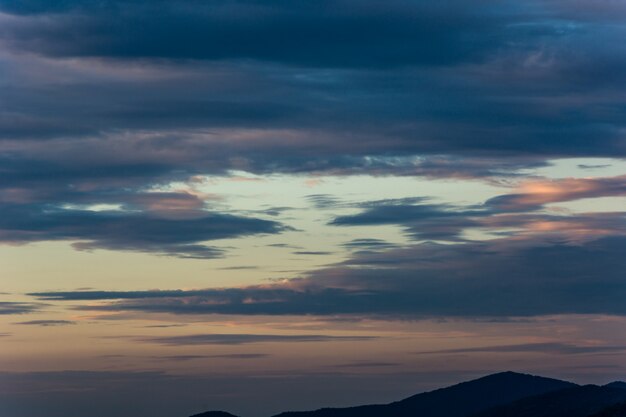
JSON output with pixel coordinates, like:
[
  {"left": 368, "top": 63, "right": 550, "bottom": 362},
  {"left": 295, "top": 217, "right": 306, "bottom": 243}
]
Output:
[{"left": 1, "top": 1, "right": 626, "bottom": 417}]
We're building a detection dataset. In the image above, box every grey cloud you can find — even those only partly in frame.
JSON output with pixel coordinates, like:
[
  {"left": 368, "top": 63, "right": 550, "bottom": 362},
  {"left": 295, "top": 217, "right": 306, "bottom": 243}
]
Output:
[
  {"left": 0, "top": 1, "right": 511, "bottom": 68},
  {"left": 217, "top": 265, "right": 260, "bottom": 270},
  {"left": 0, "top": 0, "right": 626, "bottom": 263},
  {"left": 486, "top": 175, "right": 626, "bottom": 212},
  {"left": 151, "top": 355, "right": 207, "bottom": 362},
  {"left": 14, "top": 320, "right": 75, "bottom": 326},
  {"left": 0, "top": 203, "right": 287, "bottom": 258},
  {"left": 335, "top": 361, "right": 400, "bottom": 368},
  {"left": 142, "top": 324, "right": 187, "bottom": 328},
  {"left": 306, "top": 194, "right": 345, "bottom": 210},
  {"left": 341, "top": 239, "right": 397, "bottom": 251},
  {"left": 578, "top": 164, "right": 612, "bottom": 170},
  {"left": 415, "top": 343, "right": 626, "bottom": 356},
  {"left": 153, "top": 353, "right": 270, "bottom": 362},
  {"left": 153, "top": 354, "right": 269, "bottom": 361},
  {"left": 207, "top": 353, "right": 270, "bottom": 359},
  {"left": 330, "top": 198, "right": 486, "bottom": 241},
  {"left": 31, "top": 235, "right": 626, "bottom": 317},
  {"left": 292, "top": 251, "right": 333, "bottom": 256},
  {"left": 0, "top": 301, "right": 41, "bottom": 315},
  {"left": 138, "top": 333, "right": 377, "bottom": 346},
  {"left": 1, "top": 3, "right": 625, "bottom": 158},
  {"left": 331, "top": 194, "right": 626, "bottom": 242}
]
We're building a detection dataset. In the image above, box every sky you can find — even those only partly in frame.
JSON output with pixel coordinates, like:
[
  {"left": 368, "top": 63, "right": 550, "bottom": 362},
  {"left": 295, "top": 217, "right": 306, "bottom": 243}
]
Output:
[{"left": 1, "top": 1, "right": 626, "bottom": 416}]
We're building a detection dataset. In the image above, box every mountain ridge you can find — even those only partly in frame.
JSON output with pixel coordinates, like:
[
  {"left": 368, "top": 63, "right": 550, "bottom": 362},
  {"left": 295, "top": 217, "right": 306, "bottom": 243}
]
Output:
[
  {"left": 271, "top": 371, "right": 575, "bottom": 417},
  {"left": 189, "top": 372, "right": 626, "bottom": 417},
  {"left": 471, "top": 384, "right": 626, "bottom": 417}
]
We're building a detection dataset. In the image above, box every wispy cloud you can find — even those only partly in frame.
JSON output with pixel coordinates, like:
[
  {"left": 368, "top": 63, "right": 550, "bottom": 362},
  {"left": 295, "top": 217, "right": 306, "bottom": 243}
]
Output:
[
  {"left": 0, "top": 301, "right": 42, "bottom": 315},
  {"left": 137, "top": 333, "right": 378, "bottom": 346},
  {"left": 152, "top": 353, "right": 270, "bottom": 361},
  {"left": 415, "top": 343, "right": 626, "bottom": 356},
  {"left": 14, "top": 320, "right": 75, "bottom": 326},
  {"left": 0, "top": 203, "right": 287, "bottom": 258}
]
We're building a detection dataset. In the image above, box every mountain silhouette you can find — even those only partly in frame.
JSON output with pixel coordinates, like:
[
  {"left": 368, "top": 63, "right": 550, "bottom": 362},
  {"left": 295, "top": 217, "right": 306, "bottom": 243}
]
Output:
[
  {"left": 271, "top": 371, "right": 574, "bottom": 417},
  {"left": 606, "top": 382, "right": 626, "bottom": 390},
  {"left": 189, "top": 412, "right": 240, "bottom": 417},
  {"left": 189, "top": 372, "right": 626, "bottom": 417},
  {"left": 471, "top": 384, "right": 626, "bottom": 417},
  {"left": 587, "top": 401, "right": 626, "bottom": 417}
]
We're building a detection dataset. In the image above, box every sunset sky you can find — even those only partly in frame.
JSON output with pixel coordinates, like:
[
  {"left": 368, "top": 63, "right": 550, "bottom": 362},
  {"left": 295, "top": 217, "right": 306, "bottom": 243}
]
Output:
[{"left": 1, "top": 1, "right": 626, "bottom": 416}]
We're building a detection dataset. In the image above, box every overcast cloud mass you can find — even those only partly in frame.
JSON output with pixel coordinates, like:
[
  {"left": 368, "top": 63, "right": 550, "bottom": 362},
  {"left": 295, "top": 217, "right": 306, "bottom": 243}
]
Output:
[{"left": 1, "top": 1, "right": 625, "bottom": 417}]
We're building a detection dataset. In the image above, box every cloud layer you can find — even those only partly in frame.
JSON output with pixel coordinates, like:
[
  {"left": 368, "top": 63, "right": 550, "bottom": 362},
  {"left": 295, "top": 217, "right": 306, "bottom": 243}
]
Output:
[
  {"left": 2, "top": 0, "right": 626, "bottom": 258},
  {"left": 32, "top": 234, "right": 626, "bottom": 317}
]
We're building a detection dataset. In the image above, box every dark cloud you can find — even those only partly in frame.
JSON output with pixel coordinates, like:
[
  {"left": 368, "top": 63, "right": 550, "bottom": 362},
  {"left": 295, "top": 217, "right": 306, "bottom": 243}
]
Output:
[
  {"left": 0, "top": 0, "right": 625, "bottom": 160},
  {"left": 335, "top": 361, "right": 400, "bottom": 368},
  {"left": 0, "top": 301, "right": 41, "bottom": 315},
  {"left": 207, "top": 353, "right": 270, "bottom": 359},
  {"left": 152, "top": 353, "right": 269, "bottom": 361},
  {"left": 137, "top": 333, "right": 377, "bottom": 346},
  {"left": 217, "top": 265, "right": 260, "bottom": 270},
  {"left": 415, "top": 342, "right": 626, "bottom": 356},
  {"left": 14, "top": 320, "right": 75, "bottom": 326},
  {"left": 0, "top": 0, "right": 624, "bottom": 242},
  {"left": 0, "top": 202, "right": 287, "bottom": 258},
  {"left": 331, "top": 198, "right": 484, "bottom": 241},
  {"left": 150, "top": 355, "right": 207, "bottom": 362},
  {"left": 330, "top": 192, "right": 626, "bottom": 243},
  {"left": 578, "top": 164, "right": 612, "bottom": 170},
  {"left": 485, "top": 175, "right": 626, "bottom": 212},
  {"left": 0, "top": 1, "right": 511, "bottom": 68},
  {"left": 306, "top": 194, "right": 345, "bottom": 210},
  {"left": 31, "top": 235, "right": 626, "bottom": 317},
  {"left": 341, "top": 238, "right": 397, "bottom": 251}
]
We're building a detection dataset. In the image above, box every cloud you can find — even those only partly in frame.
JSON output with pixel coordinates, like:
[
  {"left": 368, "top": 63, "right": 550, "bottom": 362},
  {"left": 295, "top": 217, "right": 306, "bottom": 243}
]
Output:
[
  {"left": 0, "top": 301, "right": 41, "bottom": 315},
  {"left": 0, "top": 202, "right": 287, "bottom": 258},
  {"left": 137, "top": 333, "right": 377, "bottom": 346},
  {"left": 31, "top": 235, "right": 626, "bottom": 317},
  {"left": 486, "top": 175, "right": 626, "bottom": 211},
  {"left": 14, "top": 320, "right": 75, "bottom": 326},
  {"left": 206, "top": 353, "right": 270, "bottom": 359},
  {"left": 292, "top": 251, "right": 333, "bottom": 256},
  {"left": 0, "top": 0, "right": 625, "bottom": 261},
  {"left": 0, "top": 1, "right": 511, "bottom": 68},
  {"left": 1, "top": 0, "right": 625, "bottom": 161},
  {"left": 341, "top": 239, "right": 397, "bottom": 251},
  {"left": 335, "top": 361, "right": 400, "bottom": 368},
  {"left": 415, "top": 342, "right": 626, "bottom": 356},
  {"left": 329, "top": 192, "right": 626, "bottom": 243},
  {"left": 151, "top": 354, "right": 269, "bottom": 362},
  {"left": 330, "top": 198, "right": 484, "bottom": 241}
]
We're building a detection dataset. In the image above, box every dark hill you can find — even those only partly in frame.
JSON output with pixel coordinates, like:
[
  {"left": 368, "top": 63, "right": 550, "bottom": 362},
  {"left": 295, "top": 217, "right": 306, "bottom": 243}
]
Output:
[
  {"left": 271, "top": 371, "right": 574, "bottom": 417},
  {"left": 471, "top": 384, "right": 626, "bottom": 417},
  {"left": 190, "top": 412, "right": 240, "bottom": 417},
  {"left": 587, "top": 402, "right": 626, "bottom": 417},
  {"left": 606, "top": 382, "right": 626, "bottom": 390}
]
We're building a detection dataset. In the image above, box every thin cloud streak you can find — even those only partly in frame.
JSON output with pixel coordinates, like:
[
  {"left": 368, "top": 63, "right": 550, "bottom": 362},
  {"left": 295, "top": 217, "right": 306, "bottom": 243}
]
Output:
[
  {"left": 14, "top": 320, "right": 75, "bottom": 326},
  {"left": 415, "top": 343, "right": 626, "bottom": 356},
  {"left": 136, "top": 333, "right": 378, "bottom": 346}
]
